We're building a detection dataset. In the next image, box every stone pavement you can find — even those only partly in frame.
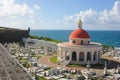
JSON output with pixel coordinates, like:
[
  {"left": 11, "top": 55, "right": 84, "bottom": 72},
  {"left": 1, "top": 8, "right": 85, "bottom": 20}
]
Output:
[{"left": 39, "top": 55, "right": 103, "bottom": 73}]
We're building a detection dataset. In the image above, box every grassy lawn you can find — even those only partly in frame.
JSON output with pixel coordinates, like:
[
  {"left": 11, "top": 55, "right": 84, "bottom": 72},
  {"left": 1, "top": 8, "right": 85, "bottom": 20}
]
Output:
[
  {"left": 35, "top": 75, "right": 57, "bottom": 80},
  {"left": 30, "top": 35, "right": 61, "bottom": 43},
  {"left": 38, "top": 77, "right": 46, "bottom": 80},
  {"left": 50, "top": 56, "right": 58, "bottom": 63},
  {"left": 67, "top": 63, "right": 104, "bottom": 68},
  {"left": 35, "top": 76, "right": 46, "bottom": 80},
  {"left": 44, "top": 67, "right": 51, "bottom": 71},
  {"left": 67, "top": 64, "right": 84, "bottom": 67}
]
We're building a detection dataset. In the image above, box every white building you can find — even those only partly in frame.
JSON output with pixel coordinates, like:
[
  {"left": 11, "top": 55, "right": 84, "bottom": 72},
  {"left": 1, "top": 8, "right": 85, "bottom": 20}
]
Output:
[{"left": 57, "top": 19, "right": 102, "bottom": 65}]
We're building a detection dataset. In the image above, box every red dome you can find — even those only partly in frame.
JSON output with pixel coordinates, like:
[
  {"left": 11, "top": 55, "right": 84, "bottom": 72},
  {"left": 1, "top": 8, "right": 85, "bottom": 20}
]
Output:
[{"left": 69, "top": 29, "right": 90, "bottom": 38}]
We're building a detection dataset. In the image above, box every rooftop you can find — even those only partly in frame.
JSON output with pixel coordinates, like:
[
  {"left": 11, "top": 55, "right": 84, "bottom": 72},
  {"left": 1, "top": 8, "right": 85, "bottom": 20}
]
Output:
[
  {"left": 0, "top": 43, "right": 33, "bottom": 80},
  {"left": 69, "top": 29, "right": 90, "bottom": 39}
]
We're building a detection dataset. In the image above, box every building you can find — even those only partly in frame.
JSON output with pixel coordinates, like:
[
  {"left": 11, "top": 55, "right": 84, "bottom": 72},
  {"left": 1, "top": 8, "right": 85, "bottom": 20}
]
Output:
[
  {"left": 0, "top": 27, "right": 30, "bottom": 43},
  {"left": 57, "top": 19, "right": 102, "bottom": 65},
  {"left": 0, "top": 43, "right": 33, "bottom": 80}
]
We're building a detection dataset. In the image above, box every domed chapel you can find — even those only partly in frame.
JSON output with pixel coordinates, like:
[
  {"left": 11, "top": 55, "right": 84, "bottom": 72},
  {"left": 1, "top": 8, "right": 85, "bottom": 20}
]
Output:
[{"left": 57, "top": 19, "right": 102, "bottom": 65}]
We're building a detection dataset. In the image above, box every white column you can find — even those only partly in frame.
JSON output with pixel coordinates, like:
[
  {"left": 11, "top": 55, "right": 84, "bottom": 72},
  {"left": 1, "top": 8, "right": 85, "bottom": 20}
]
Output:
[
  {"left": 58, "top": 47, "right": 61, "bottom": 57},
  {"left": 77, "top": 51, "right": 79, "bottom": 61},
  {"left": 69, "top": 51, "right": 72, "bottom": 61},
  {"left": 67, "top": 52, "right": 70, "bottom": 60},
  {"left": 91, "top": 51, "right": 94, "bottom": 62},
  {"left": 61, "top": 50, "right": 64, "bottom": 59},
  {"left": 60, "top": 50, "right": 62, "bottom": 58},
  {"left": 84, "top": 51, "right": 87, "bottom": 62},
  {"left": 63, "top": 51, "right": 65, "bottom": 60}
]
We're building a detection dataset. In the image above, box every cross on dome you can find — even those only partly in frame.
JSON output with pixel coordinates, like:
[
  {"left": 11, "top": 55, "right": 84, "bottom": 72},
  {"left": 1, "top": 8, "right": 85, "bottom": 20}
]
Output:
[{"left": 77, "top": 19, "right": 82, "bottom": 29}]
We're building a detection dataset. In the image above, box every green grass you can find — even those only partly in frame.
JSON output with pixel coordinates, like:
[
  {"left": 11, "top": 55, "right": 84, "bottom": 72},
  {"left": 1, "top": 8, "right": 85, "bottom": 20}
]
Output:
[
  {"left": 50, "top": 56, "right": 58, "bottom": 63},
  {"left": 31, "top": 54, "right": 37, "bottom": 57},
  {"left": 67, "top": 63, "right": 104, "bottom": 68},
  {"left": 37, "top": 77, "right": 57, "bottom": 80},
  {"left": 30, "top": 35, "right": 61, "bottom": 43},
  {"left": 39, "top": 77, "right": 46, "bottom": 80},
  {"left": 19, "top": 57, "right": 27, "bottom": 61},
  {"left": 22, "top": 61, "right": 31, "bottom": 68},
  {"left": 35, "top": 76, "right": 46, "bottom": 80},
  {"left": 67, "top": 64, "right": 84, "bottom": 67},
  {"left": 44, "top": 67, "right": 51, "bottom": 71},
  {"left": 37, "top": 55, "right": 41, "bottom": 60}
]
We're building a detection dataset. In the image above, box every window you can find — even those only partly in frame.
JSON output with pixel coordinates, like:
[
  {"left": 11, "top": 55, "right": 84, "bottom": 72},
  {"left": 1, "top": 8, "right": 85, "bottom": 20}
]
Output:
[
  {"left": 87, "top": 52, "right": 91, "bottom": 61},
  {"left": 79, "top": 52, "right": 84, "bottom": 61},
  {"left": 72, "top": 52, "right": 77, "bottom": 61},
  {"left": 81, "top": 40, "right": 83, "bottom": 44},
  {"left": 72, "top": 40, "right": 76, "bottom": 43},
  {"left": 88, "top": 41, "right": 90, "bottom": 44},
  {"left": 93, "top": 52, "right": 97, "bottom": 61}
]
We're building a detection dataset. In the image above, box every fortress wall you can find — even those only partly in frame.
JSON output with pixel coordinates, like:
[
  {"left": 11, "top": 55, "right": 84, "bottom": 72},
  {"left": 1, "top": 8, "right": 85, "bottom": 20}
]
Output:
[{"left": 0, "top": 30, "right": 30, "bottom": 42}]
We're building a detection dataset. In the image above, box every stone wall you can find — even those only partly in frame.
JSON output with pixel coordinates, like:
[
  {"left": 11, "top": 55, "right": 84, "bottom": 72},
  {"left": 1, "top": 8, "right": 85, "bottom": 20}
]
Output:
[{"left": 0, "top": 30, "right": 30, "bottom": 42}]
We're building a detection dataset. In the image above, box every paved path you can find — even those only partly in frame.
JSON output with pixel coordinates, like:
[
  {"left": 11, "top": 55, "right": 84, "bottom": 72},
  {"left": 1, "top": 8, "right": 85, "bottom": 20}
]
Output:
[
  {"left": 101, "top": 55, "right": 120, "bottom": 63},
  {"left": 39, "top": 55, "right": 103, "bottom": 72}
]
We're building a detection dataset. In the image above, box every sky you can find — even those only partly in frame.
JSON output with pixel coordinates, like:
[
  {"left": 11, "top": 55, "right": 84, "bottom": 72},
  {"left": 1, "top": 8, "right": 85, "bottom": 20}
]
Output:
[{"left": 0, "top": 0, "right": 120, "bottom": 30}]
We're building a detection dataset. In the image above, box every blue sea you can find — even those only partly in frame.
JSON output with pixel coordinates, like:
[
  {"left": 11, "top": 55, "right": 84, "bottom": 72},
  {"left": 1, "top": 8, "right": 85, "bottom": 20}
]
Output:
[{"left": 30, "top": 30, "right": 120, "bottom": 47}]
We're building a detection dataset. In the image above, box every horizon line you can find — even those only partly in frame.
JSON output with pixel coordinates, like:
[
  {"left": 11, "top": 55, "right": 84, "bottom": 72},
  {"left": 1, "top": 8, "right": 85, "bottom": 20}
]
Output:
[{"left": 30, "top": 29, "right": 120, "bottom": 31}]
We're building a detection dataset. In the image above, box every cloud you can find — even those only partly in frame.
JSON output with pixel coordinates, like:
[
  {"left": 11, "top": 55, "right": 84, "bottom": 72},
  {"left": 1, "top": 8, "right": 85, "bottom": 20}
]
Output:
[
  {"left": 0, "top": 0, "right": 35, "bottom": 17},
  {"left": 64, "top": 1, "right": 120, "bottom": 30},
  {"left": 0, "top": 0, "right": 40, "bottom": 29},
  {"left": 0, "top": 0, "right": 119, "bottom": 30}
]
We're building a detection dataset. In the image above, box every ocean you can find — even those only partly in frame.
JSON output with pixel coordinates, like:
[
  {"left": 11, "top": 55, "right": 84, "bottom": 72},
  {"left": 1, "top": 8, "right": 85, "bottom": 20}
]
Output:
[{"left": 30, "top": 30, "right": 120, "bottom": 47}]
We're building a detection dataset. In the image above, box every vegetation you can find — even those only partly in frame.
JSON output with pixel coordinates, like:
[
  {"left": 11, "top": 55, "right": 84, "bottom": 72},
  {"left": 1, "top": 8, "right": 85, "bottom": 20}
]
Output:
[
  {"left": 20, "top": 56, "right": 27, "bottom": 61},
  {"left": 30, "top": 35, "right": 61, "bottom": 43},
  {"left": 44, "top": 67, "right": 51, "bottom": 71},
  {"left": 38, "top": 77, "right": 46, "bottom": 80},
  {"left": 67, "top": 63, "right": 82, "bottom": 67},
  {"left": 67, "top": 63, "right": 104, "bottom": 68},
  {"left": 50, "top": 56, "right": 58, "bottom": 63},
  {"left": 35, "top": 76, "right": 46, "bottom": 80},
  {"left": 22, "top": 61, "right": 31, "bottom": 68},
  {"left": 37, "top": 55, "right": 41, "bottom": 60},
  {"left": 31, "top": 53, "right": 37, "bottom": 57},
  {"left": 34, "top": 74, "right": 57, "bottom": 80}
]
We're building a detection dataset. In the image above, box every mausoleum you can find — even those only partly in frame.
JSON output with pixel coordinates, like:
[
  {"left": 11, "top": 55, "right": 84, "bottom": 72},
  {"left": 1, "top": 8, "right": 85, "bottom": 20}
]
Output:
[{"left": 57, "top": 19, "right": 102, "bottom": 65}]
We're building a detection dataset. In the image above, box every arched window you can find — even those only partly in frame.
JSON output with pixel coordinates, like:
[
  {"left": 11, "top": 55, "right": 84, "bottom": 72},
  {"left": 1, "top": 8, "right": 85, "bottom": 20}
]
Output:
[
  {"left": 87, "top": 52, "right": 91, "bottom": 61},
  {"left": 88, "top": 41, "right": 90, "bottom": 44},
  {"left": 93, "top": 52, "right": 97, "bottom": 61},
  {"left": 79, "top": 52, "right": 84, "bottom": 61},
  {"left": 72, "top": 52, "right": 77, "bottom": 61},
  {"left": 81, "top": 40, "right": 83, "bottom": 45},
  {"left": 72, "top": 40, "right": 76, "bottom": 44}
]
